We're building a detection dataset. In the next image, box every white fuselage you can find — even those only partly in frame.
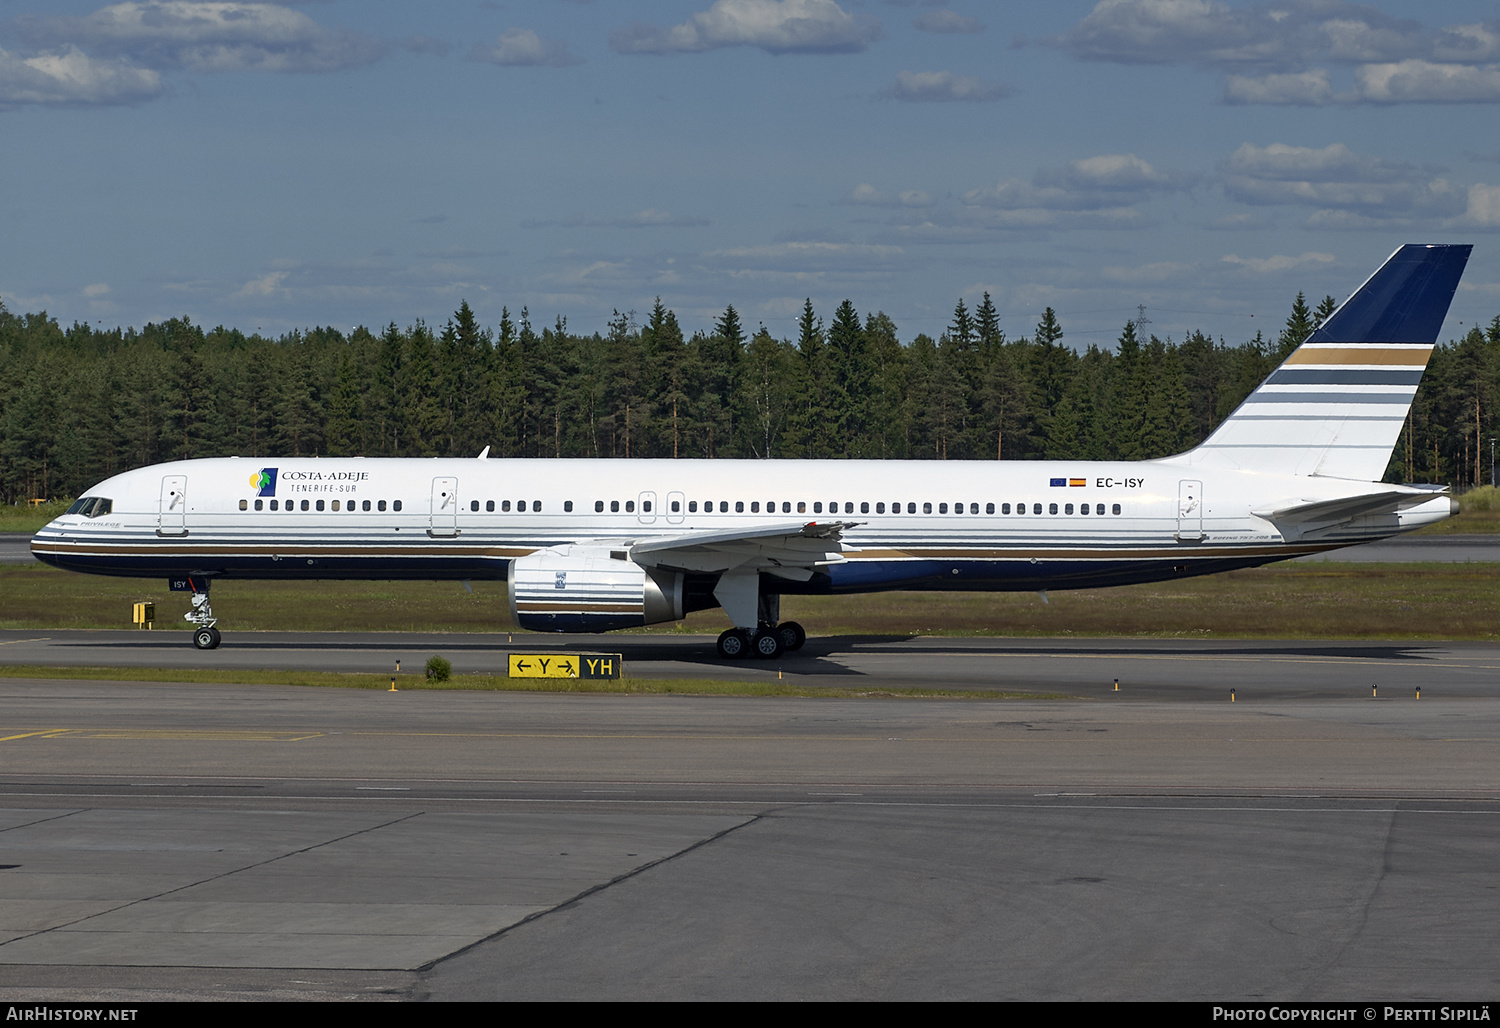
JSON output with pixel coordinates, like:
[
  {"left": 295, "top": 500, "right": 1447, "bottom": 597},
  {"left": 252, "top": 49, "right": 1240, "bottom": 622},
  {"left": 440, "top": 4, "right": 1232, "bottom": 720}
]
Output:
[{"left": 31, "top": 456, "right": 1452, "bottom": 596}]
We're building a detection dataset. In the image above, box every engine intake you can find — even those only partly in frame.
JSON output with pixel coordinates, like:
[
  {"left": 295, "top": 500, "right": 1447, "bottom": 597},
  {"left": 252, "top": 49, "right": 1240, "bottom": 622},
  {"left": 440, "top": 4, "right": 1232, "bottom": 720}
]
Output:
[{"left": 509, "top": 546, "right": 685, "bottom": 632}]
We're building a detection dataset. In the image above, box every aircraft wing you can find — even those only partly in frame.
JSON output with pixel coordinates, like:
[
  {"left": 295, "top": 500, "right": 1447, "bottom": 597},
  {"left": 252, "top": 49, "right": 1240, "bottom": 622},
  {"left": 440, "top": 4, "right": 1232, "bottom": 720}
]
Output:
[
  {"left": 1253, "top": 488, "right": 1444, "bottom": 527},
  {"left": 628, "top": 520, "right": 859, "bottom": 578}
]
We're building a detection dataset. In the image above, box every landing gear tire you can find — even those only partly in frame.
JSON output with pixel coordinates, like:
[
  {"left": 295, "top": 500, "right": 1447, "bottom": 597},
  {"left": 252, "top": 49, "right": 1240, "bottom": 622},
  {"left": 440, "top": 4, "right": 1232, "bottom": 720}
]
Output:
[
  {"left": 193, "top": 626, "right": 221, "bottom": 650},
  {"left": 776, "top": 621, "right": 806, "bottom": 651},
  {"left": 717, "top": 629, "right": 751, "bottom": 659},
  {"left": 753, "top": 630, "right": 784, "bottom": 660}
]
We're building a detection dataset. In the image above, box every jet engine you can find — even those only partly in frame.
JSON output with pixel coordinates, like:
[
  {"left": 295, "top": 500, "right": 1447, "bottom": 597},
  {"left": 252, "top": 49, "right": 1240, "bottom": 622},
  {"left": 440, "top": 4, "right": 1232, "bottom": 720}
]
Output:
[{"left": 508, "top": 546, "right": 686, "bottom": 632}]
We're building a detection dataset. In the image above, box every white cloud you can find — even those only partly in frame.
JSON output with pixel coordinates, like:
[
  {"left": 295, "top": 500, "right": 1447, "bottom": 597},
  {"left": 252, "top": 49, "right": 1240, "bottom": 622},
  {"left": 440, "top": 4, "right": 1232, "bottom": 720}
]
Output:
[
  {"left": 15, "top": 2, "right": 385, "bottom": 74},
  {"left": 0, "top": 44, "right": 162, "bottom": 106},
  {"left": 1221, "top": 142, "right": 1468, "bottom": 223},
  {"left": 83, "top": 282, "right": 111, "bottom": 297},
  {"left": 232, "top": 270, "right": 288, "bottom": 299},
  {"left": 1042, "top": 153, "right": 1170, "bottom": 191},
  {"left": 1223, "top": 69, "right": 1336, "bottom": 105},
  {"left": 1058, "top": 0, "right": 1278, "bottom": 67},
  {"left": 610, "top": 0, "right": 880, "bottom": 56},
  {"left": 913, "top": 11, "right": 983, "bottom": 35},
  {"left": 1059, "top": 1, "right": 1500, "bottom": 106},
  {"left": 966, "top": 154, "right": 1179, "bottom": 220},
  {"left": 1355, "top": 60, "right": 1500, "bottom": 103},
  {"left": 468, "top": 28, "right": 581, "bottom": 67},
  {"left": 842, "top": 183, "right": 933, "bottom": 207},
  {"left": 1220, "top": 251, "right": 1336, "bottom": 274},
  {"left": 1461, "top": 184, "right": 1500, "bottom": 228},
  {"left": 887, "top": 70, "right": 1009, "bottom": 102}
]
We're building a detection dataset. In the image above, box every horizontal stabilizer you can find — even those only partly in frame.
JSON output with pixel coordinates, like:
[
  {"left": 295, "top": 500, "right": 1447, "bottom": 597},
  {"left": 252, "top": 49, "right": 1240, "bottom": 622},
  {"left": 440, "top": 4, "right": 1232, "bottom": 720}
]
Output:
[{"left": 1253, "top": 487, "right": 1444, "bottom": 526}]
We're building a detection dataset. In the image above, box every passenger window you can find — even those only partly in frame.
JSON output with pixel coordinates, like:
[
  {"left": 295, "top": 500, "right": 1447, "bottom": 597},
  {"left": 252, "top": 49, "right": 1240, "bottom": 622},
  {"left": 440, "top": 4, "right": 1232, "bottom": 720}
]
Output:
[
  {"left": 610, "top": 500, "right": 619, "bottom": 512},
  {"left": 239, "top": 499, "right": 248, "bottom": 511},
  {"left": 488, "top": 500, "right": 496, "bottom": 512},
  {"left": 1080, "top": 503, "right": 1089, "bottom": 515},
  {"left": 378, "top": 500, "right": 387, "bottom": 512},
  {"left": 564, "top": 501, "right": 572, "bottom": 512},
  {"left": 985, "top": 503, "right": 994, "bottom": 514},
  {"left": 689, "top": 501, "right": 697, "bottom": 513},
  {"left": 860, "top": 502, "right": 869, "bottom": 514},
  {"left": 1033, "top": 503, "right": 1042, "bottom": 515},
  {"left": 316, "top": 500, "right": 325, "bottom": 512},
  {"left": 470, "top": 500, "right": 479, "bottom": 512},
  {"left": 255, "top": 499, "right": 263, "bottom": 511},
  {"left": 844, "top": 502, "right": 854, "bottom": 514},
  {"left": 720, "top": 501, "right": 729, "bottom": 513},
  {"left": 672, "top": 500, "right": 681, "bottom": 513},
  {"left": 939, "top": 503, "right": 948, "bottom": 514},
  {"left": 751, "top": 502, "right": 760, "bottom": 513},
  {"left": 972, "top": 503, "right": 981, "bottom": 514},
  {"left": 814, "top": 502, "right": 822, "bottom": 514},
  {"left": 923, "top": 502, "right": 932, "bottom": 514},
  {"left": 876, "top": 502, "right": 885, "bottom": 514},
  {"left": 1001, "top": 504, "right": 1010, "bottom": 514},
  {"left": 797, "top": 501, "right": 805, "bottom": 514},
  {"left": 1064, "top": 503, "right": 1073, "bottom": 515},
  {"left": 301, "top": 500, "right": 310, "bottom": 512},
  {"left": 642, "top": 500, "right": 651, "bottom": 512},
  {"left": 1049, "top": 503, "right": 1058, "bottom": 515},
  {"left": 626, "top": 500, "right": 635, "bottom": 513},
  {"left": 735, "top": 501, "right": 744, "bottom": 512},
  {"left": 1113, "top": 504, "right": 1121, "bottom": 515},
  {"left": 393, "top": 500, "right": 402, "bottom": 512}
]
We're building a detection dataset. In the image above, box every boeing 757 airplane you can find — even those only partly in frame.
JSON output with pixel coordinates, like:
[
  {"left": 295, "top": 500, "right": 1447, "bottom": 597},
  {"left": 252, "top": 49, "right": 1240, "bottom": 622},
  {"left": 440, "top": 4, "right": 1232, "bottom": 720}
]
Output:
[{"left": 32, "top": 244, "right": 1471, "bottom": 659}]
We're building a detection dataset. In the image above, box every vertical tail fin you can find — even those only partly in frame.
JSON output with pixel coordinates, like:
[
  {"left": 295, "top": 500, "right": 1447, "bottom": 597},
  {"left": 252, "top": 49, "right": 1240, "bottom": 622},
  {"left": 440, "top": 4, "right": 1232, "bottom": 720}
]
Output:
[{"left": 1179, "top": 243, "right": 1471, "bottom": 481}]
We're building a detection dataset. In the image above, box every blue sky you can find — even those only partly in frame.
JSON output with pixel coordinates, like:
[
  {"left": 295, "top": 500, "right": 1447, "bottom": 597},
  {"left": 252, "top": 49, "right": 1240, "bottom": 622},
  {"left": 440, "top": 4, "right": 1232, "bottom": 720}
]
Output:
[{"left": 3, "top": 0, "right": 1499, "bottom": 347}]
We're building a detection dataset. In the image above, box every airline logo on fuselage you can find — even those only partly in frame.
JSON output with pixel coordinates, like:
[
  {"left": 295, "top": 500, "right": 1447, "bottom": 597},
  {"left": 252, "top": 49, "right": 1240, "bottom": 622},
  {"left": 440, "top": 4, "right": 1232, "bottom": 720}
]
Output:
[{"left": 250, "top": 468, "right": 278, "bottom": 496}]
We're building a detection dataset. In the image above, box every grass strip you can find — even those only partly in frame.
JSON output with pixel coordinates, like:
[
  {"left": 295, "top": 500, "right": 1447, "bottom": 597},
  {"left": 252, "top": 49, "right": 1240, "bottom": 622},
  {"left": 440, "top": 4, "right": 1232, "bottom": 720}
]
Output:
[{"left": 0, "top": 664, "right": 1064, "bottom": 700}]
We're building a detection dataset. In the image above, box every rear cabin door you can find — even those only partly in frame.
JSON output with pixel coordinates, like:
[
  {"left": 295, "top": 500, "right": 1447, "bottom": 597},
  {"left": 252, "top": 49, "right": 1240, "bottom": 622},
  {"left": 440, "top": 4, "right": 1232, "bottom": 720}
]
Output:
[
  {"left": 430, "top": 477, "right": 458, "bottom": 537},
  {"left": 1176, "top": 480, "right": 1204, "bottom": 542},
  {"left": 158, "top": 475, "right": 187, "bottom": 536}
]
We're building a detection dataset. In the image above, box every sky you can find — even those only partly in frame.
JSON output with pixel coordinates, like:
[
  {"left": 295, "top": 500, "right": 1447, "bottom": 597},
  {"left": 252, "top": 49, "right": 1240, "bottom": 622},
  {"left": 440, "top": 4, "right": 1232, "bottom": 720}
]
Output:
[{"left": 3, "top": 0, "right": 1500, "bottom": 348}]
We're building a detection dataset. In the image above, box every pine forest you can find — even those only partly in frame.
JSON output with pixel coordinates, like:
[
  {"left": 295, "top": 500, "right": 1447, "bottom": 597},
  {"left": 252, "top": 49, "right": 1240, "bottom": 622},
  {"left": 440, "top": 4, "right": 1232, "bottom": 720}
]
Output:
[{"left": 3, "top": 291, "right": 1499, "bottom": 505}]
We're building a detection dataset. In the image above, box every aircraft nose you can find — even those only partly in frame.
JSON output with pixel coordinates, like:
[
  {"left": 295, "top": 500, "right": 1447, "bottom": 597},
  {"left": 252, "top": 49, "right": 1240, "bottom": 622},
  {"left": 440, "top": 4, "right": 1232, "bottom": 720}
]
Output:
[{"left": 30, "top": 521, "right": 64, "bottom": 568}]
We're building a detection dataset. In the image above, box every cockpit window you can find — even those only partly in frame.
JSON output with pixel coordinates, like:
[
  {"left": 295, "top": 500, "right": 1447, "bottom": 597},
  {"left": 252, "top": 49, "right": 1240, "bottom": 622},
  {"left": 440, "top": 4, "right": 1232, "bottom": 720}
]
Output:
[{"left": 67, "top": 497, "right": 112, "bottom": 517}]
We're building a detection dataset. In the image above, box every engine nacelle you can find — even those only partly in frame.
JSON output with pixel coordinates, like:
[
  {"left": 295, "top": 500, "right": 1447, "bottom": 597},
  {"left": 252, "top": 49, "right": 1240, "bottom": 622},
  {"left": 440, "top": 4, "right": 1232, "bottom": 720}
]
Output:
[{"left": 508, "top": 546, "right": 685, "bottom": 632}]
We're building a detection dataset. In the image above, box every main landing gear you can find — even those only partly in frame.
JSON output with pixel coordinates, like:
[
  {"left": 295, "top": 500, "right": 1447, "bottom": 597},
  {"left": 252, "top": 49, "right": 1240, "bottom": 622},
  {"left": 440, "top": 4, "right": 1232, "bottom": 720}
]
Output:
[
  {"left": 186, "top": 590, "right": 221, "bottom": 650},
  {"left": 715, "top": 621, "right": 806, "bottom": 660}
]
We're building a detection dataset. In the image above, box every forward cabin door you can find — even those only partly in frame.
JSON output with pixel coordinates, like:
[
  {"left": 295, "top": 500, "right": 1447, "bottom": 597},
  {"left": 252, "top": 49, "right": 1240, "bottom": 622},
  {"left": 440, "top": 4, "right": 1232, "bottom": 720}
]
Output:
[
  {"left": 430, "top": 477, "right": 458, "bottom": 537},
  {"left": 158, "top": 475, "right": 187, "bottom": 536},
  {"left": 1176, "top": 480, "right": 1204, "bottom": 542}
]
